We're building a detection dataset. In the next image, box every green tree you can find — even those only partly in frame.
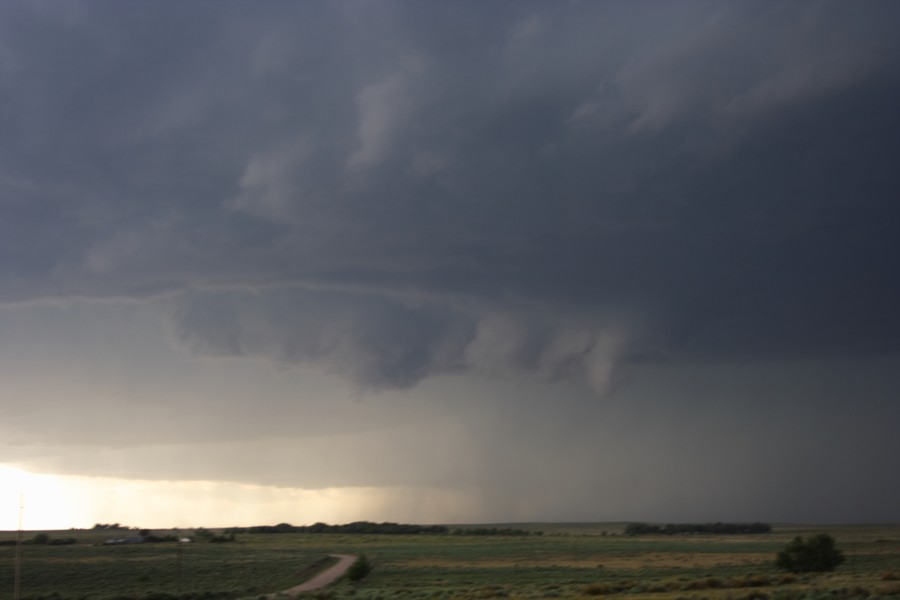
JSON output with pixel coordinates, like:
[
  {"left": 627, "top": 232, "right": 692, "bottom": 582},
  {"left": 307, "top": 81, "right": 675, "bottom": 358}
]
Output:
[{"left": 776, "top": 534, "right": 845, "bottom": 572}]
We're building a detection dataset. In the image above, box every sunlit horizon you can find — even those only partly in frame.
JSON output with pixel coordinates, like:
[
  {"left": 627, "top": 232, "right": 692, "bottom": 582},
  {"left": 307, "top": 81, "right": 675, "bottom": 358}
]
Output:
[{"left": 0, "top": 464, "right": 485, "bottom": 532}]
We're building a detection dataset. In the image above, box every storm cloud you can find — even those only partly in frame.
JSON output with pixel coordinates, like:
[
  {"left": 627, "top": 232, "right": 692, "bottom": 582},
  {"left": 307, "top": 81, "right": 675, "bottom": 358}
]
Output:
[{"left": 1, "top": 1, "right": 899, "bottom": 524}]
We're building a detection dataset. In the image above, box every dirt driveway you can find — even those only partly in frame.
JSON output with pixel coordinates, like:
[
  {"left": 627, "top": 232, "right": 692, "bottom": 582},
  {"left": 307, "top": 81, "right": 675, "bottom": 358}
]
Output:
[{"left": 265, "top": 554, "right": 357, "bottom": 598}]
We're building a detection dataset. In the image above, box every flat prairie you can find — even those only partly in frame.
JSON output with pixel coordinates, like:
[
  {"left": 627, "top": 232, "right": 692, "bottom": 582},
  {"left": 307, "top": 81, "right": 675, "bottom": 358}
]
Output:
[{"left": 1, "top": 524, "right": 899, "bottom": 599}]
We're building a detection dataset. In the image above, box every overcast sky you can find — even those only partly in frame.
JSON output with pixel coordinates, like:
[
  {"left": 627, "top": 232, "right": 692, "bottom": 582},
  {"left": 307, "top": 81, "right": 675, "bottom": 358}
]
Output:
[{"left": 2, "top": 0, "right": 900, "bottom": 529}]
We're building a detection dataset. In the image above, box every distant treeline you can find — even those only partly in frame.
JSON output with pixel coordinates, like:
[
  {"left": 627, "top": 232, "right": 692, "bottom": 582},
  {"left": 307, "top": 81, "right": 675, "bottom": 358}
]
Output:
[
  {"left": 453, "top": 527, "right": 538, "bottom": 536},
  {"left": 624, "top": 522, "right": 772, "bottom": 536},
  {"left": 224, "top": 521, "right": 538, "bottom": 536},
  {"left": 91, "top": 523, "right": 133, "bottom": 530},
  {"left": 0, "top": 533, "right": 77, "bottom": 546}
]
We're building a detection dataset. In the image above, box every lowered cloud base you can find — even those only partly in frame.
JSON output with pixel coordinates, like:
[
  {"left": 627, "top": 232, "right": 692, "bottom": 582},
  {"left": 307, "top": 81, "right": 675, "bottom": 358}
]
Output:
[{"left": 1, "top": 1, "right": 899, "bottom": 525}]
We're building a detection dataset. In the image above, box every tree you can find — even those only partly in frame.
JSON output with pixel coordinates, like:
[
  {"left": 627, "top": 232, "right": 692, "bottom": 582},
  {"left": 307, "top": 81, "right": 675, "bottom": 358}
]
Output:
[{"left": 776, "top": 534, "right": 845, "bottom": 572}]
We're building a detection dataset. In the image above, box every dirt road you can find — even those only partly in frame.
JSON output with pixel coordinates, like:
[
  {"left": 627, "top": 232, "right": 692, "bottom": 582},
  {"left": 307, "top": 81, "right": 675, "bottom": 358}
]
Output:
[{"left": 265, "top": 554, "right": 357, "bottom": 597}]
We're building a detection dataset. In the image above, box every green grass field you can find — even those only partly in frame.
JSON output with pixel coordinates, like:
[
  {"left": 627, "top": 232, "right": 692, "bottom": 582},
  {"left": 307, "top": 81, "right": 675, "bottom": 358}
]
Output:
[{"left": 1, "top": 524, "right": 899, "bottom": 599}]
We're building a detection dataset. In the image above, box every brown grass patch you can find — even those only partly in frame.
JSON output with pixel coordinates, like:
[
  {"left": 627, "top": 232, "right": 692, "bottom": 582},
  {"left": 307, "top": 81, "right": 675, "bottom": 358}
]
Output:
[{"left": 398, "top": 552, "right": 772, "bottom": 570}]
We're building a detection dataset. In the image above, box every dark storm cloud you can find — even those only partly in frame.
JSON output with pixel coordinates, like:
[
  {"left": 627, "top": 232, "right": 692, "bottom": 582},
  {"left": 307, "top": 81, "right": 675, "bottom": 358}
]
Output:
[
  {"left": 2, "top": 1, "right": 900, "bottom": 390},
  {"left": 174, "top": 287, "right": 475, "bottom": 390},
  {"left": 172, "top": 287, "right": 631, "bottom": 393}
]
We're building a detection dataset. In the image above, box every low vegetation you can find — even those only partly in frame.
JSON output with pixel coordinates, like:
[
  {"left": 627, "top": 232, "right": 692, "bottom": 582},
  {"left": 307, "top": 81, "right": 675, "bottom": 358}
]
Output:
[
  {"left": 776, "top": 533, "right": 845, "bottom": 572},
  {"left": 0, "top": 534, "right": 76, "bottom": 547},
  {"left": 346, "top": 554, "right": 372, "bottom": 582},
  {"left": 625, "top": 521, "right": 772, "bottom": 535},
  {"left": 0, "top": 523, "right": 897, "bottom": 599},
  {"left": 223, "top": 521, "right": 537, "bottom": 536}
]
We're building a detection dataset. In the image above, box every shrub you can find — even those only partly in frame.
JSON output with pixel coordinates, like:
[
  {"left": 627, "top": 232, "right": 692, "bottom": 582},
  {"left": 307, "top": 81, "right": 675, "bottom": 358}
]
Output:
[
  {"left": 582, "top": 584, "right": 612, "bottom": 596},
  {"left": 727, "top": 574, "right": 771, "bottom": 588},
  {"left": 47, "top": 537, "right": 76, "bottom": 545},
  {"left": 776, "top": 534, "right": 845, "bottom": 573},
  {"left": 347, "top": 554, "right": 372, "bottom": 582}
]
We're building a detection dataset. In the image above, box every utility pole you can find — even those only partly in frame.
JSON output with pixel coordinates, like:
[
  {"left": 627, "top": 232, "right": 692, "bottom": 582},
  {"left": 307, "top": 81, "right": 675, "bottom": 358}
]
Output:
[
  {"left": 14, "top": 494, "right": 23, "bottom": 600},
  {"left": 176, "top": 536, "right": 182, "bottom": 595}
]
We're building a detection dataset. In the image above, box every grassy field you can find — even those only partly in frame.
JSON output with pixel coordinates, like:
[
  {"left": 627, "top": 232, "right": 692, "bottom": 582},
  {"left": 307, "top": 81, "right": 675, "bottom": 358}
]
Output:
[{"left": 1, "top": 524, "right": 899, "bottom": 599}]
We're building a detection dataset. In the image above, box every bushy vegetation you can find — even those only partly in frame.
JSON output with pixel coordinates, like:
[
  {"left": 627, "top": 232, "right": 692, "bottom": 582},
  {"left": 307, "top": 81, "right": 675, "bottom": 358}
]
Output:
[
  {"left": 625, "top": 522, "right": 772, "bottom": 535},
  {"left": 223, "top": 521, "right": 540, "bottom": 536},
  {"left": 346, "top": 554, "right": 372, "bottom": 582},
  {"left": 192, "top": 528, "right": 235, "bottom": 543},
  {"left": 451, "top": 527, "right": 537, "bottom": 536},
  {"left": 776, "top": 534, "right": 845, "bottom": 572},
  {"left": 225, "top": 521, "right": 450, "bottom": 535},
  {"left": 0, "top": 534, "right": 76, "bottom": 546},
  {"left": 91, "top": 523, "right": 132, "bottom": 530}
]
